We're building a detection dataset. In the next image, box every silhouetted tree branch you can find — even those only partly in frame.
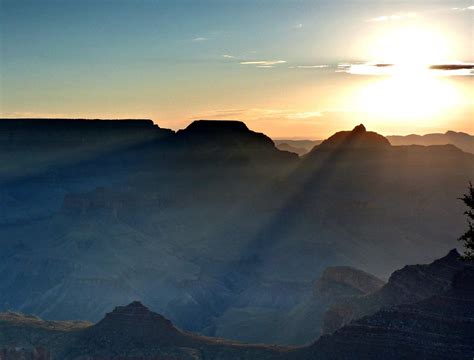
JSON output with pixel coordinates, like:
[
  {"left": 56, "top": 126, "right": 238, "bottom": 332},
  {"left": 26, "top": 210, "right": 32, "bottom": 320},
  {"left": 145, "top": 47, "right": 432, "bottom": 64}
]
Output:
[{"left": 459, "top": 182, "right": 474, "bottom": 261}]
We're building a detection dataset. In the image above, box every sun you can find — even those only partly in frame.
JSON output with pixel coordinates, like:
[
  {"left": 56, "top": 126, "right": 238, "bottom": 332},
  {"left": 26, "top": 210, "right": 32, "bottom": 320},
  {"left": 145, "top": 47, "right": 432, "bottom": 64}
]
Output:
[
  {"left": 352, "top": 27, "right": 463, "bottom": 127},
  {"left": 369, "top": 27, "right": 453, "bottom": 66},
  {"left": 354, "top": 74, "right": 461, "bottom": 125}
]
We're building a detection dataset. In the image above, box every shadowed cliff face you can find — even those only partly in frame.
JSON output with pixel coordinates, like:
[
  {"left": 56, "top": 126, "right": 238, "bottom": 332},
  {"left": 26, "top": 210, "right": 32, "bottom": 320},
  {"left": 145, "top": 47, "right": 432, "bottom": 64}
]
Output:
[
  {"left": 79, "top": 301, "right": 184, "bottom": 346},
  {"left": 0, "top": 253, "right": 472, "bottom": 360},
  {"left": 309, "top": 124, "right": 391, "bottom": 152},
  {"left": 298, "top": 265, "right": 474, "bottom": 360},
  {"left": 322, "top": 249, "right": 467, "bottom": 335},
  {"left": 276, "top": 129, "right": 474, "bottom": 157},
  {"left": 172, "top": 120, "right": 298, "bottom": 164},
  {"left": 0, "top": 119, "right": 473, "bottom": 345},
  {"left": 316, "top": 266, "right": 385, "bottom": 298},
  {"left": 0, "top": 301, "right": 283, "bottom": 360},
  {"left": 205, "top": 265, "right": 384, "bottom": 346}
]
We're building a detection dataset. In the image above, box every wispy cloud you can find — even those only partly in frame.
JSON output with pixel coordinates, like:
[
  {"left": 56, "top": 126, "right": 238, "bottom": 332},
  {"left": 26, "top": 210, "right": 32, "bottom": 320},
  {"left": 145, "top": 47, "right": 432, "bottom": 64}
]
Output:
[
  {"left": 452, "top": 5, "right": 474, "bottom": 11},
  {"left": 287, "top": 111, "right": 323, "bottom": 120},
  {"left": 367, "top": 12, "right": 417, "bottom": 22},
  {"left": 191, "top": 108, "right": 324, "bottom": 122},
  {"left": 429, "top": 63, "right": 474, "bottom": 76},
  {"left": 0, "top": 111, "right": 74, "bottom": 118},
  {"left": 192, "top": 37, "right": 208, "bottom": 42},
  {"left": 191, "top": 109, "right": 248, "bottom": 119},
  {"left": 289, "top": 64, "right": 330, "bottom": 69},
  {"left": 221, "top": 56, "right": 286, "bottom": 68},
  {"left": 240, "top": 60, "right": 286, "bottom": 66},
  {"left": 292, "top": 23, "right": 303, "bottom": 30},
  {"left": 337, "top": 62, "right": 474, "bottom": 76}
]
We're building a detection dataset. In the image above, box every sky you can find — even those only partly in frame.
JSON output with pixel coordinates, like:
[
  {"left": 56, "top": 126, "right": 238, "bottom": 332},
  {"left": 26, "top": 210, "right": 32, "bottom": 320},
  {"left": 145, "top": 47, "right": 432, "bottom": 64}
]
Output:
[{"left": 0, "top": 0, "right": 473, "bottom": 139}]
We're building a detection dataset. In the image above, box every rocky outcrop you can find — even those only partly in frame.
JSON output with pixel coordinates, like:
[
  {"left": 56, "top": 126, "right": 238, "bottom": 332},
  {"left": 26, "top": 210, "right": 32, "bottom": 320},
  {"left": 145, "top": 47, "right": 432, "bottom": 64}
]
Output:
[
  {"left": 322, "top": 249, "right": 467, "bottom": 334},
  {"left": 77, "top": 301, "right": 186, "bottom": 347},
  {"left": 308, "top": 124, "right": 390, "bottom": 153},
  {"left": 207, "top": 266, "right": 384, "bottom": 346},
  {"left": 0, "top": 302, "right": 283, "bottom": 360},
  {"left": 0, "top": 346, "right": 52, "bottom": 360},
  {"left": 0, "top": 312, "right": 89, "bottom": 360},
  {"left": 316, "top": 266, "right": 384, "bottom": 298},
  {"left": 1, "top": 264, "right": 473, "bottom": 359},
  {"left": 297, "top": 266, "right": 474, "bottom": 360}
]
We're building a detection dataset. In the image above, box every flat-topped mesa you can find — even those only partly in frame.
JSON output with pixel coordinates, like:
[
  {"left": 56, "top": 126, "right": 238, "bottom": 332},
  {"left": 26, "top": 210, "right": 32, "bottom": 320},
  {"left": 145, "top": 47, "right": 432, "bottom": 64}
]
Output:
[
  {"left": 0, "top": 118, "right": 158, "bottom": 130},
  {"left": 311, "top": 124, "right": 390, "bottom": 153},
  {"left": 181, "top": 120, "right": 250, "bottom": 133},
  {"left": 0, "top": 118, "right": 155, "bottom": 127},
  {"left": 0, "top": 118, "right": 174, "bottom": 146},
  {"left": 176, "top": 120, "right": 271, "bottom": 145},
  {"left": 175, "top": 120, "right": 298, "bottom": 162}
]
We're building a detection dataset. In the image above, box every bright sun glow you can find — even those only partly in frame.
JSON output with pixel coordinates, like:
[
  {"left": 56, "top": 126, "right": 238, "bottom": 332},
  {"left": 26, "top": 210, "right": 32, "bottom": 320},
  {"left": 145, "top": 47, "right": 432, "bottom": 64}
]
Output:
[
  {"left": 370, "top": 27, "right": 453, "bottom": 65},
  {"left": 353, "top": 27, "right": 463, "bottom": 125},
  {"left": 355, "top": 74, "right": 461, "bottom": 124}
]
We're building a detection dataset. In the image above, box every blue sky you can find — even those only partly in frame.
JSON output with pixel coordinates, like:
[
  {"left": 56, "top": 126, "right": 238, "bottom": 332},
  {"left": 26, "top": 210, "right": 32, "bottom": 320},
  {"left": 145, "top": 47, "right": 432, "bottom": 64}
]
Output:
[{"left": 1, "top": 0, "right": 473, "bottom": 137}]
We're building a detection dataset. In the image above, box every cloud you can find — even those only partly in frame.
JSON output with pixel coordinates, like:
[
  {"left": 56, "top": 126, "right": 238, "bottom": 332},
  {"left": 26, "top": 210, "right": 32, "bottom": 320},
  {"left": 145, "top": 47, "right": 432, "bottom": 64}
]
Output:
[
  {"left": 290, "top": 65, "right": 330, "bottom": 69},
  {"left": 191, "top": 108, "right": 325, "bottom": 123},
  {"left": 287, "top": 111, "right": 323, "bottom": 120},
  {"left": 337, "top": 62, "right": 474, "bottom": 76},
  {"left": 430, "top": 64, "right": 474, "bottom": 70},
  {"left": 452, "top": 5, "right": 474, "bottom": 11},
  {"left": 367, "top": 12, "right": 417, "bottom": 22},
  {"left": 221, "top": 56, "right": 286, "bottom": 68},
  {"left": 192, "top": 37, "right": 208, "bottom": 42},
  {"left": 0, "top": 111, "right": 74, "bottom": 118},
  {"left": 293, "top": 23, "right": 303, "bottom": 29},
  {"left": 429, "top": 63, "right": 474, "bottom": 76},
  {"left": 191, "top": 109, "right": 248, "bottom": 119},
  {"left": 240, "top": 60, "right": 286, "bottom": 66}
]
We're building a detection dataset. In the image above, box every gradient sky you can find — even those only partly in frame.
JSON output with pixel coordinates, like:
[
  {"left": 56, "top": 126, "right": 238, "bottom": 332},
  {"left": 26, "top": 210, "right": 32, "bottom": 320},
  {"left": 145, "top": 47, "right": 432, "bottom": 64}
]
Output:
[{"left": 0, "top": 0, "right": 473, "bottom": 138}]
